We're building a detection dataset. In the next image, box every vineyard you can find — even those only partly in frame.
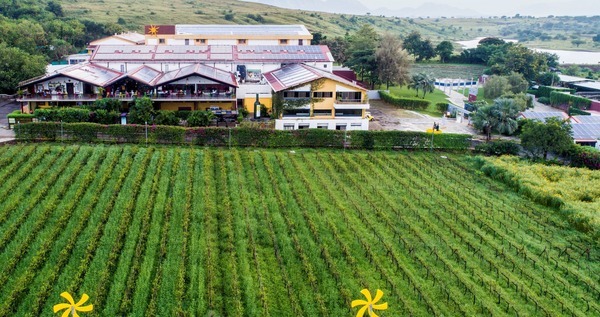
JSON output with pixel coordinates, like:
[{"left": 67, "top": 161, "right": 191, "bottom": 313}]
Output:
[{"left": 0, "top": 144, "right": 598, "bottom": 317}]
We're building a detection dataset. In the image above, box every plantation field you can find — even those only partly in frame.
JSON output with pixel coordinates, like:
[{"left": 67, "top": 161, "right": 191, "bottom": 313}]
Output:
[{"left": 0, "top": 144, "right": 598, "bottom": 316}]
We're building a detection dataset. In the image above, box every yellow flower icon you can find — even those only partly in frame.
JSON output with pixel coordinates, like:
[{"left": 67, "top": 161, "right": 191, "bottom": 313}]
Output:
[
  {"left": 351, "top": 289, "right": 388, "bottom": 317},
  {"left": 53, "top": 292, "right": 93, "bottom": 317}
]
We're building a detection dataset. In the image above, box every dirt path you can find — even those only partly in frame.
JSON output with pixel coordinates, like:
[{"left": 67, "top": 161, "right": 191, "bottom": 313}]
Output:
[{"left": 369, "top": 100, "right": 478, "bottom": 135}]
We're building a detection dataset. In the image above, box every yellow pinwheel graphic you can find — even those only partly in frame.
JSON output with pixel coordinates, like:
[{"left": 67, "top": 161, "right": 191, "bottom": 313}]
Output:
[
  {"left": 351, "top": 289, "right": 388, "bottom": 317},
  {"left": 53, "top": 292, "right": 93, "bottom": 317}
]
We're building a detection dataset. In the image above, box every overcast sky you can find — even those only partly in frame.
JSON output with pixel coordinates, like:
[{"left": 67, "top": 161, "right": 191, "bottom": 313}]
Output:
[{"left": 356, "top": 0, "right": 599, "bottom": 16}]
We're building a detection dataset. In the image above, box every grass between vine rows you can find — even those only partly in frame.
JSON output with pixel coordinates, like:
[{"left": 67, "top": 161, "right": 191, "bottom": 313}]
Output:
[{"left": 0, "top": 144, "right": 598, "bottom": 316}]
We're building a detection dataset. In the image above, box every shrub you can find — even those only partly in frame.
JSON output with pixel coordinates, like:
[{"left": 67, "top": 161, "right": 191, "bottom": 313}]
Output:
[
  {"left": 34, "top": 108, "right": 91, "bottom": 123},
  {"left": 379, "top": 90, "right": 430, "bottom": 110},
  {"left": 475, "top": 140, "right": 521, "bottom": 156},
  {"left": 435, "top": 103, "right": 448, "bottom": 113},
  {"left": 7, "top": 110, "right": 34, "bottom": 120},
  {"left": 128, "top": 97, "right": 154, "bottom": 124},
  {"left": 566, "top": 145, "right": 600, "bottom": 170},
  {"left": 537, "top": 97, "right": 550, "bottom": 105},
  {"left": 568, "top": 107, "right": 591, "bottom": 116},
  {"left": 90, "top": 98, "right": 122, "bottom": 112},
  {"left": 187, "top": 110, "right": 215, "bottom": 127},
  {"left": 154, "top": 110, "right": 180, "bottom": 126},
  {"left": 92, "top": 109, "right": 120, "bottom": 124}
]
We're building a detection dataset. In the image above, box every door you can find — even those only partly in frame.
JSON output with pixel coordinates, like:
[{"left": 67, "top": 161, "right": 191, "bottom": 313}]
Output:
[{"left": 66, "top": 83, "right": 74, "bottom": 96}]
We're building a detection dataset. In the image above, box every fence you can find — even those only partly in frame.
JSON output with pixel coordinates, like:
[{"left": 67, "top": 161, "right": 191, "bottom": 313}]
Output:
[{"left": 14, "top": 122, "right": 472, "bottom": 151}]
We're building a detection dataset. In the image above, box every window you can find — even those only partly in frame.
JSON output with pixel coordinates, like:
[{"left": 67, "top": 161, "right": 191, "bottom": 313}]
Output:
[
  {"left": 159, "top": 38, "right": 165, "bottom": 44},
  {"left": 351, "top": 123, "right": 362, "bottom": 127},
  {"left": 336, "top": 124, "right": 347, "bottom": 130},
  {"left": 120, "top": 65, "right": 125, "bottom": 72},
  {"left": 238, "top": 39, "right": 247, "bottom": 44},
  {"left": 324, "top": 64, "right": 328, "bottom": 68},
  {"left": 185, "top": 39, "right": 190, "bottom": 45},
  {"left": 317, "top": 123, "right": 328, "bottom": 129},
  {"left": 200, "top": 39, "right": 206, "bottom": 44},
  {"left": 313, "top": 109, "right": 332, "bottom": 116},
  {"left": 298, "top": 124, "right": 309, "bottom": 129},
  {"left": 299, "top": 39, "right": 303, "bottom": 46},
  {"left": 313, "top": 92, "right": 333, "bottom": 98},
  {"left": 280, "top": 39, "right": 288, "bottom": 44},
  {"left": 283, "top": 124, "right": 295, "bottom": 130},
  {"left": 283, "top": 91, "right": 310, "bottom": 98}
]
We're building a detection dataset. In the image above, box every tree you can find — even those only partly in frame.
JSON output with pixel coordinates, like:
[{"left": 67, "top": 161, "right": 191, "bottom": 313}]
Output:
[
  {"left": 311, "top": 32, "right": 326, "bottom": 45},
  {"left": 0, "top": 43, "right": 46, "bottom": 93},
  {"left": 46, "top": 1, "right": 64, "bottom": 17},
  {"left": 483, "top": 75, "right": 510, "bottom": 100},
  {"left": 346, "top": 25, "right": 379, "bottom": 87},
  {"left": 479, "top": 37, "right": 506, "bottom": 46},
  {"left": 472, "top": 105, "right": 498, "bottom": 141},
  {"left": 128, "top": 97, "right": 154, "bottom": 124},
  {"left": 187, "top": 110, "right": 215, "bottom": 127},
  {"left": 506, "top": 72, "right": 528, "bottom": 94},
  {"left": 402, "top": 31, "right": 422, "bottom": 58},
  {"left": 493, "top": 98, "right": 520, "bottom": 135},
  {"left": 409, "top": 73, "right": 434, "bottom": 98},
  {"left": 416, "top": 39, "right": 436, "bottom": 62},
  {"left": 472, "top": 98, "right": 521, "bottom": 140},
  {"left": 488, "top": 44, "right": 550, "bottom": 81},
  {"left": 435, "top": 40, "right": 454, "bottom": 63},
  {"left": 375, "top": 34, "right": 411, "bottom": 89},
  {"left": 536, "top": 72, "right": 560, "bottom": 86},
  {"left": 571, "top": 39, "right": 585, "bottom": 47},
  {"left": 321, "top": 37, "right": 348, "bottom": 65},
  {"left": 520, "top": 117, "right": 573, "bottom": 160}
]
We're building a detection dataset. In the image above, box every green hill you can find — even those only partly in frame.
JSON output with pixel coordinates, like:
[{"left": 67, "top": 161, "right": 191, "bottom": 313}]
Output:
[{"left": 61, "top": 0, "right": 600, "bottom": 51}]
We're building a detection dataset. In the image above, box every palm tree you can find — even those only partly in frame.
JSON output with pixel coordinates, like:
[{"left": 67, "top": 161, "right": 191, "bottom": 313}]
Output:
[
  {"left": 420, "top": 73, "right": 435, "bottom": 99},
  {"left": 494, "top": 98, "right": 520, "bottom": 135},
  {"left": 472, "top": 105, "right": 498, "bottom": 141},
  {"left": 408, "top": 73, "right": 424, "bottom": 97}
]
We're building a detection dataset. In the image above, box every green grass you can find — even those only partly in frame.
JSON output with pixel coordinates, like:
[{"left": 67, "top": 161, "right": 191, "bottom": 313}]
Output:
[
  {"left": 386, "top": 85, "right": 449, "bottom": 116},
  {"left": 0, "top": 144, "right": 598, "bottom": 316}
]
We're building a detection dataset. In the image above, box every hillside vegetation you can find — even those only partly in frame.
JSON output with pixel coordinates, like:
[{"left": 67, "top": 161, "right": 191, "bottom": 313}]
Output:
[
  {"left": 0, "top": 144, "right": 598, "bottom": 316},
  {"left": 61, "top": 0, "right": 600, "bottom": 50}
]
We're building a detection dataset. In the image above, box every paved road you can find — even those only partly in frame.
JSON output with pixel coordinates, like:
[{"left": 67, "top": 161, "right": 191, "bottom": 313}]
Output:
[{"left": 0, "top": 99, "right": 18, "bottom": 142}]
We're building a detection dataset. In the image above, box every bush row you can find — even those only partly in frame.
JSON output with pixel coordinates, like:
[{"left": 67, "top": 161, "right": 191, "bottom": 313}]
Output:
[
  {"left": 474, "top": 140, "right": 521, "bottom": 156},
  {"left": 550, "top": 91, "right": 592, "bottom": 110},
  {"left": 14, "top": 122, "right": 472, "bottom": 150},
  {"left": 537, "top": 86, "right": 575, "bottom": 99},
  {"left": 379, "top": 90, "right": 430, "bottom": 110},
  {"left": 568, "top": 107, "right": 591, "bottom": 116},
  {"left": 34, "top": 108, "right": 120, "bottom": 124}
]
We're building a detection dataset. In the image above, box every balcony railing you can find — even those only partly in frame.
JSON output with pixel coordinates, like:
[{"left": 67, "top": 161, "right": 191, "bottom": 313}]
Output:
[
  {"left": 17, "top": 93, "right": 236, "bottom": 102},
  {"left": 334, "top": 99, "right": 366, "bottom": 104}
]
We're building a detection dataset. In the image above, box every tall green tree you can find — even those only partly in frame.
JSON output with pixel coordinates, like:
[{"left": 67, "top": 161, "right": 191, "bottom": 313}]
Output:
[
  {"left": 521, "top": 117, "right": 573, "bottom": 160},
  {"left": 435, "top": 40, "right": 454, "bottom": 63},
  {"left": 402, "top": 31, "right": 422, "bottom": 59},
  {"left": 321, "top": 36, "right": 348, "bottom": 65},
  {"left": 375, "top": 34, "right": 411, "bottom": 89},
  {"left": 0, "top": 43, "right": 46, "bottom": 93},
  {"left": 346, "top": 24, "right": 379, "bottom": 87},
  {"left": 128, "top": 97, "right": 154, "bottom": 124}
]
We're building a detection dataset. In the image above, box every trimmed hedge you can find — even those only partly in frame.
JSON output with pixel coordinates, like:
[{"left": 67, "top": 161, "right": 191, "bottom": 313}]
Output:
[
  {"left": 7, "top": 110, "right": 34, "bottom": 120},
  {"left": 550, "top": 91, "right": 592, "bottom": 110},
  {"left": 379, "top": 90, "right": 430, "bottom": 110},
  {"left": 537, "top": 86, "right": 575, "bottom": 99},
  {"left": 14, "top": 122, "right": 472, "bottom": 150},
  {"left": 568, "top": 107, "right": 591, "bottom": 116}
]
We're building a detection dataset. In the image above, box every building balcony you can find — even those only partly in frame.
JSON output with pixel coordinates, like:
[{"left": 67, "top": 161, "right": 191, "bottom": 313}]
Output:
[
  {"left": 17, "top": 93, "right": 237, "bottom": 103},
  {"left": 333, "top": 100, "right": 370, "bottom": 110}
]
